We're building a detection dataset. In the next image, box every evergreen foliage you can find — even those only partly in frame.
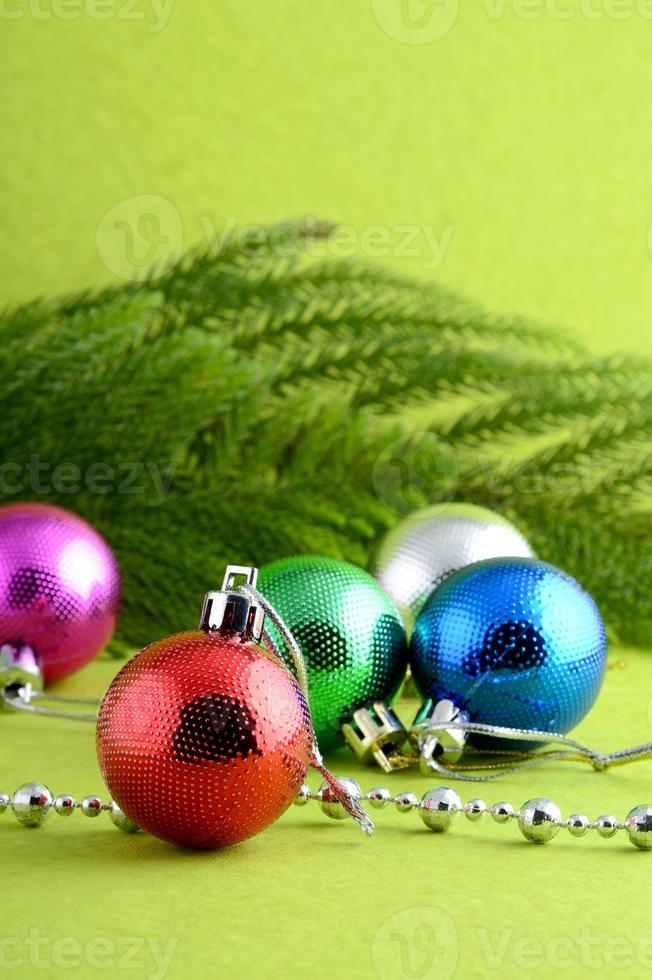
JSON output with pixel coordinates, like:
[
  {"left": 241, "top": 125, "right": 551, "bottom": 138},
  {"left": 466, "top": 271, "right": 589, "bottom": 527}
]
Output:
[{"left": 2, "top": 223, "right": 650, "bottom": 650}]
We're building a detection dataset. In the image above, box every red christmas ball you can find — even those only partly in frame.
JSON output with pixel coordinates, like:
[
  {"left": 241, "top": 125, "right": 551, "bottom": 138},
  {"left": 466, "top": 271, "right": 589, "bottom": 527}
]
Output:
[{"left": 97, "top": 630, "right": 313, "bottom": 848}]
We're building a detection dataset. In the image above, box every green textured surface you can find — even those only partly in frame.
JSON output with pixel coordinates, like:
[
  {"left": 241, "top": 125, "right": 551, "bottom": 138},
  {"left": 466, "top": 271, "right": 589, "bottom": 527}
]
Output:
[
  {"left": 3, "top": 3, "right": 652, "bottom": 978},
  {"left": 4, "top": 650, "right": 652, "bottom": 979}
]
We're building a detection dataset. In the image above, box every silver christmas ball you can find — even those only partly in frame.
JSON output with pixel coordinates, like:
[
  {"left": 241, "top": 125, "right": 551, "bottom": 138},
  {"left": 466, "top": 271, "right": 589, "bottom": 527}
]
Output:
[
  {"left": 517, "top": 798, "right": 562, "bottom": 843},
  {"left": 419, "top": 786, "right": 461, "bottom": 832},
  {"left": 625, "top": 806, "right": 652, "bottom": 850},
  {"left": 0, "top": 792, "right": 9, "bottom": 813},
  {"left": 11, "top": 782, "right": 53, "bottom": 826},
  {"left": 374, "top": 504, "right": 534, "bottom": 629}
]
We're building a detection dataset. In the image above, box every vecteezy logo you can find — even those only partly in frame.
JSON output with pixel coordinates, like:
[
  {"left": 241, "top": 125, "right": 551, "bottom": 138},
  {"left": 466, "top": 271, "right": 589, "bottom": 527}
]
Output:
[
  {"left": 372, "top": 907, "right": 459, "bottom": 980},
  {"left": 371, "top": 0, "right": 459, "bottom": 44},
  {"left": 371, "top": 432, "right": 459, "bottom": 517},
  {"left": 96, "top": 194, "right": 183, "bottom": 280}
]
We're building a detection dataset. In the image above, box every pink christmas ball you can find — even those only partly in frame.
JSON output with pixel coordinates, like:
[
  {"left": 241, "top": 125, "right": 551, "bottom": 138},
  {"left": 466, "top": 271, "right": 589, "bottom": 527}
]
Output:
[{"left": 0, "top": 503, "right": 121, "bottom": 684}]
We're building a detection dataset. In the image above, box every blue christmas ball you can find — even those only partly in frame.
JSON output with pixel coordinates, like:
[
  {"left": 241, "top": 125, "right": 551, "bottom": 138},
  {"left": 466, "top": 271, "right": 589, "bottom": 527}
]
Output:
[{"left": 410, "top": 558, "right": 607, "bottom": 743}]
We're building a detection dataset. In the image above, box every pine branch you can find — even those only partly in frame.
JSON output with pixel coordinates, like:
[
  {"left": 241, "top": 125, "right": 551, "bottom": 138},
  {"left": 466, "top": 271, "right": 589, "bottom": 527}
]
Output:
[{"left": 1, "top": 223, "right": 650, "bottom": 651}]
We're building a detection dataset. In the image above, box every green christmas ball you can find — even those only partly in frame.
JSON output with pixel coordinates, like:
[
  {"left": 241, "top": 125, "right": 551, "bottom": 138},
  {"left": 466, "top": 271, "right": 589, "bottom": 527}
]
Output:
[{"left": 258, "top": 556, "right": 408, "bottom": 751}]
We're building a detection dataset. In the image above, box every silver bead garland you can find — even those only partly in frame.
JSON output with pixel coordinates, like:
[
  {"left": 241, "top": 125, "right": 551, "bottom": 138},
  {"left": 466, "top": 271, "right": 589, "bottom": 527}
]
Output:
[
  {"left": 0, "top": 779, "right": 652, "bottom": 850},
  {"left": 2, "top": 782, "right": 139, "bottom": 833},
  {"left": 298, "top": 781, "right": 652, "bottom": 851},
  {"left": 2, "top": 779, "right": 651, "bottom": 850}
]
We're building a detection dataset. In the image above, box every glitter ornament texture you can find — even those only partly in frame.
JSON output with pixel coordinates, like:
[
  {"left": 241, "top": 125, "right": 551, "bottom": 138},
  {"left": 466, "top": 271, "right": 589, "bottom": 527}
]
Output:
[
  {"left": 0, "top": 502, "right": 121, "bottom": 684},
  {"left": 410, "top": 558, "right": 607, "bottom": 743},
  {"left": 374, "top": 504, "right": 535, "bottom": 629},
  {"left": 258, "top": 557, "right": 408, "bottom": 751},
  {"left": 97, "top": 630, "right": 313, "bottom": 848}
]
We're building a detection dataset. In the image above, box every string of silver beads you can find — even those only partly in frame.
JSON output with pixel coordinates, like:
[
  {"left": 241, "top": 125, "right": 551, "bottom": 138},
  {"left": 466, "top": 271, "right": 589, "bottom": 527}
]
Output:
[
  {"left": 3, "top": 780, "right": 651, "bottom": 850},
  {"left": 295, "top": 780, "right": 652, "bottom": 851},
  {"left": 0, "top": 783, "right": 139, "bottom": 832}
]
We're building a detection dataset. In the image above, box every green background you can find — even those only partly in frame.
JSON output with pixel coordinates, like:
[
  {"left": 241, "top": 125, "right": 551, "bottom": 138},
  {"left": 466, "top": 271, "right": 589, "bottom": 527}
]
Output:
[
  {"left": 3, "top": 2, "right": 652, "bottom": 978},
  {"left": 3, "top": 0, "right": 652, "bottom": 358}
]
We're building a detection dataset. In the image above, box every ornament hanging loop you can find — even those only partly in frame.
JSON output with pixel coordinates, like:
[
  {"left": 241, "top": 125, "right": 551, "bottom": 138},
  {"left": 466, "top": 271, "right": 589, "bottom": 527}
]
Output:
[
  {"left": 237, "top": 579, "right": 375, "bottom": 836},
  {"left": 416, "top": 718, "right": 652, "bottom": 781},
  {"left": 1, "top": 684, "right": 99, "bottom": 722}
]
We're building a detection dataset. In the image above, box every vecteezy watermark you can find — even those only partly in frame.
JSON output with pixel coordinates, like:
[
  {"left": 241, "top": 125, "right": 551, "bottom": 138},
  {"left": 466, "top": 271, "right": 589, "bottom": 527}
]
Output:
[
  {"left": 372, "top": 906, "right": 459, "bottom": 980},
  {"left": 371, "top": 433, "right": 652, "bottom": 516},
  {"left": 372, "top": 1, "right": 460, "bottom": 44},
  {"left": 372, "top": 0, "right": 652, "bottom": 44},
  {"left": 0, "top": 456, "right": 175, "bottom": 507},
  {"left": 96, "top": 194, "right": 184, "bottom": 281},
  {"left": 0, "top": 0, "right": 174, "bottom": 31},
  {"left": 371, "top": 913, "right": 652, "bottom": 977},
  {"left": 372, "top": 432, "right": 459, "bottom": 517},
  {"left": 483, "top": 0, "right": 652, "bottom": 21},
  {"left": 96, "top": 198, "right": 454, "bottom": 281},
  {"left": 203, "top": 216, "right": 455, "bottom": 272},
  {"left": 0, "top": 931, "right": 177, "bottom": 978},
  {"left": 477, "top": 928, "right": 652, "bottom": 971}
]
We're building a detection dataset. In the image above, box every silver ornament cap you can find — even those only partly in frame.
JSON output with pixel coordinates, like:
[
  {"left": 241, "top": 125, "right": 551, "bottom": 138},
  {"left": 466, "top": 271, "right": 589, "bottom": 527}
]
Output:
[
  {"left": 200, "top": 565, "right": 264, "bottom": 642},
  {"left": 341, "top": 702, "right": 411, "bottom": 773},
  {"left": 411, "top": 698, "right": 470, "bottom": 772},
  {"left": 0, "top": 643, "right": 43, "bottom": 709}
]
